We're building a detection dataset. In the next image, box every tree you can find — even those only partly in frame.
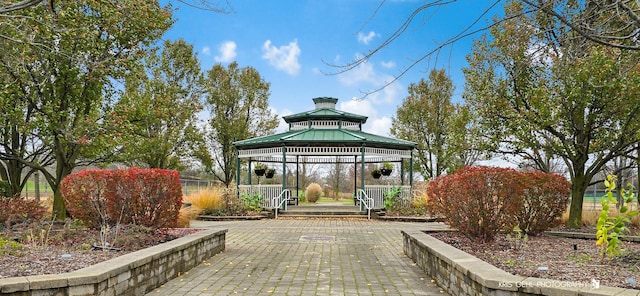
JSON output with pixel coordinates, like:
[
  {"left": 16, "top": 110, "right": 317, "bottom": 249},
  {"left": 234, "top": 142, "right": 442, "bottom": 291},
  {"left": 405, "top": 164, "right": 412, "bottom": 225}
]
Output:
[
  {"left": 0, "top": 0, "right": 42, "bottom": 14},
  {"left": 200, "top": 62, "right": 278, "bottom": 187},
  {"left": 328, "top": 0, "right": 640, "bottom": 96},
  {"left": 0, "top": 74, "right": 54, "bottom": 196},
  {"left": 0, "top": 1, "right": 172, "bottom": 220},
  {"left": 326, "top": 157, "right": 350, "bottom": 200},
  {"left": 463, "top": 2, "right": 640, "bottom": 228},
  {"left": 0, "top": 0, "right": 233, "bottom": 15},
  {"left": 391, "top": 69, "right": 477, "bottom": 180},
  {"left": 115, "top": 39, "right": 204, "bottom": 170}
]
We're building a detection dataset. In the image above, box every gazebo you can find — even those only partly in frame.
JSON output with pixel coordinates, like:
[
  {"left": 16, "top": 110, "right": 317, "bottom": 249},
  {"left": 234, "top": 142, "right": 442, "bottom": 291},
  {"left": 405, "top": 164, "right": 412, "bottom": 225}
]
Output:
[{"left": 233, "top": 97, "right": 417, "bottom": 216}]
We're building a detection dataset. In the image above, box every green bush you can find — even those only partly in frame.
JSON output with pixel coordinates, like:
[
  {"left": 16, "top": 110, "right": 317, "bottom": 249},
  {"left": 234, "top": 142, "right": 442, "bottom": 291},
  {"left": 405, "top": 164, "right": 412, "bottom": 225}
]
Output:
[
  {"left": 241, "top": 192, "right": 262, "bottom": 211},
  {"left": 0, "top": 237, "right": 21, "bottom": 255},
  {"left": 383, "top": 186, "right": 403, "bottom": 211},
  {"left": 305, "top": 183, "right": 322, "bottom": 203}
]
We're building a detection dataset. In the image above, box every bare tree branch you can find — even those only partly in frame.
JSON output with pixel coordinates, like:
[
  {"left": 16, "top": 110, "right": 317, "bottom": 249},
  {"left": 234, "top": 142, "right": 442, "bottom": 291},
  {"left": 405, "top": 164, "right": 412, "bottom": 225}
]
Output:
[
  {"left": 0, "top": 0, "right": 42, "bottom": 14},
  {"left": 327, "top": 0, "right": 640, "bottom": 98}
]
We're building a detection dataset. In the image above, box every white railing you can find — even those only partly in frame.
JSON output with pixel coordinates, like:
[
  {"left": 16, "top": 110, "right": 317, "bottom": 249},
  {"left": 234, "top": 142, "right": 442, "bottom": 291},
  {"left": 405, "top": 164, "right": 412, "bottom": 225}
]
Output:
[
  {"left": 289, "top": 120, "right": 361, "bottom": 131},
  {"left": 356, "top": 189, "right": 374, "bottom": 219},
  {"left": 238, "top": 185, "right": 284, "bottom": 208},
  {"left": 272, "top": 189, "right": 292, "bottom": 219},
  {"left": 364, "top": 185, "right": 411, "bottom": 209}
]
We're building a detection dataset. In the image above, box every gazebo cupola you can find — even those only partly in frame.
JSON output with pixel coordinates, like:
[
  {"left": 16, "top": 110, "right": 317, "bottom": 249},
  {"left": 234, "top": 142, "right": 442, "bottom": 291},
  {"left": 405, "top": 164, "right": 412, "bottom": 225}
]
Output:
[{"left": 283, "top": 97, "right": 367, "bottom": 132}]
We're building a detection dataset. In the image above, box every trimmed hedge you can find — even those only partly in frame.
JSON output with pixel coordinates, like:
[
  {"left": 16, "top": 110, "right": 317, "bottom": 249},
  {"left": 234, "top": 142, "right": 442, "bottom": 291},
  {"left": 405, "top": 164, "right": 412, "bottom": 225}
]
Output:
[
  {"left": 61, "top": 168, "right": 182, "bottom": 229},
  {"left": 427, "top": 166, "right": 570, "bottom": 242},
  {"left": 305, "top": 183, "right": 322, "bottom": 203},
  {"left": 516, "top": 170, "right": 571, "bottom": 235},
  {"left": 427, "top": 166, "right": 523, "bottom": 243}
]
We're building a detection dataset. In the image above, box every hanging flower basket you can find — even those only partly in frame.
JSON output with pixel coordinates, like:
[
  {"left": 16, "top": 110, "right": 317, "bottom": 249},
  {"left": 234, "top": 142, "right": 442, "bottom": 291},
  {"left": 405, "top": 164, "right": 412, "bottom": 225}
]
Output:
[
  {"left": 381, "top": 162, "right": 393, "bottom": 176},
  {"left": 371, "top": 169, "right": 382, "bottom": 179},
  {"left": 254, "top": 163, "right": 266, "bottom": 176},
  {"left": 265, "top": 169, "right": 275, "bottom": 179}
]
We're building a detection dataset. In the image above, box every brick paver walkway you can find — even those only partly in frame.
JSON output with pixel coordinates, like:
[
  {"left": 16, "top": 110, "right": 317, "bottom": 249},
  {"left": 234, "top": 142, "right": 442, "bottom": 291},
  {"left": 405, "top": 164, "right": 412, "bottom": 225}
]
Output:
[{"left": 147, "top": 219, "right": 448, "bottom": 295}]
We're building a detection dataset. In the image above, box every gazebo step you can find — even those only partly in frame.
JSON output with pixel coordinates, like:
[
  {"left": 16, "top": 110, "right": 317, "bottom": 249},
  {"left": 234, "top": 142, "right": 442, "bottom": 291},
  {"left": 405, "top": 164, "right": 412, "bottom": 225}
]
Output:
[{"left": 277, "top": 213, "right": 369, "bottom": 219}]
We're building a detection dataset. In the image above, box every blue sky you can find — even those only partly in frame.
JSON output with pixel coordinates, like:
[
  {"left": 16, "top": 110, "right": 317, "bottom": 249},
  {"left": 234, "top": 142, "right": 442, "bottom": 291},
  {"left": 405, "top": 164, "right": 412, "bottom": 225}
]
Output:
[{"left": 161, "top": 0, "right": 503, "bottom": 136}]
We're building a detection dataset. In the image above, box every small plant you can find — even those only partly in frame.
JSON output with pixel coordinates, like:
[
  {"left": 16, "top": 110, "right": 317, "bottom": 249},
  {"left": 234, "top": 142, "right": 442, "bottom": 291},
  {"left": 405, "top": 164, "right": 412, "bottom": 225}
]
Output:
[
  {"left": 382, "top": 162, "right": 393, "bottom": 170},
  {"left": 0, "top": 237, "right": 21, "bottom": 255},
  {"left": 505, "top": 225, "right": 528, "bottom": 251},
  {"left": 305, "top": 183, "right": 322, "bottom": 203},
  {"left": 383, "top": 186, "right": 403, "bottom": 211},
  {"left": 596, "top": 175, "right": 638, "bottom": 261},
  {"left": 241, "top": 192, "right": 263, "bottom": 211}
]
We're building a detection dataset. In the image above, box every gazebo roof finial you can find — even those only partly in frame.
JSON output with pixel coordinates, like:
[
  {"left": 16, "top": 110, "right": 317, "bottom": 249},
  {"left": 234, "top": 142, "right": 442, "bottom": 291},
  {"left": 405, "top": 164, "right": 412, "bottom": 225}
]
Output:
[{"left": 313, "top": 97, "right": 338, "bottom": 109}]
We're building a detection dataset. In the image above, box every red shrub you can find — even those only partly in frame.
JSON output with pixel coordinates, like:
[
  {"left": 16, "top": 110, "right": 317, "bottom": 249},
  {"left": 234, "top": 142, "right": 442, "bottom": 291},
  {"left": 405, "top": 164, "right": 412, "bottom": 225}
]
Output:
[
  {"left": 517, "top": 171, "right": 571, "bottom": 235},
  {"left": 62, "top": 168, "right": 182, "bottom": 229},
  {"left": 111, "top": 168, "right": 182, "bottom": 228},
  {"left": 427, "top": 166, "right": 524, "bottom": 243},
  {"left": 61, "top": 170, "right": 113, "bottom": 228},
  {"left": 0, "top": 196, "right": 47, "bottom": 227}
]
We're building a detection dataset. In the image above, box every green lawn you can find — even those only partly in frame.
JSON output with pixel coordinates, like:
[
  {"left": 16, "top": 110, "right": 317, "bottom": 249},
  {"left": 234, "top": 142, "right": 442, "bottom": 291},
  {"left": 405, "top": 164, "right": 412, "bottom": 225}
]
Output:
[{"left": 299, "top": 197, "right": 354, "bottom": 205}]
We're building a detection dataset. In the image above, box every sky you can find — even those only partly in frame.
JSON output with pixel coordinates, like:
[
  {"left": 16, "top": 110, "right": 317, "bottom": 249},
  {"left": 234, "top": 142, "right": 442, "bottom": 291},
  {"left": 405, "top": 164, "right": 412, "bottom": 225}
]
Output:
[{"left": 161, "top": 0, "right": 504, "bottom": 136}]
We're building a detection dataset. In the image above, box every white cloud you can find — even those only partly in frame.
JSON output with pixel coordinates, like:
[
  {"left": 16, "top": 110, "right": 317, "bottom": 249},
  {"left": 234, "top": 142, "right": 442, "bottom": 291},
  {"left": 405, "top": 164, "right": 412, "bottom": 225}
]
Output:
[
  {"left": 262, "top": 39, "right": 301, "bottom": 75},
  {"left": 273, "top": 108, "right": 293, "bottom": 133},
  {"left": 337, "top": 59, "right": 402, "bottom": 105},
  {"left": 357, "top": 31, "right": 378, "bottom": 45},
  {"left": 366, "top": 116, "right": 392, "bottom": 136},
  {"left": 202, "top": 46, "right": 211, "bottom": 56},
  {"left": 337, "top": 60, "right": 376, "bottom": 86},
  {"left": 214, "top": 41, "right": 237, "bottom": 63},
  {"left": 339, "top": 99, "right": 392, "bottom": 135},
  {"left": 380, "top": 60, "right": 396, "bottom": 69}
]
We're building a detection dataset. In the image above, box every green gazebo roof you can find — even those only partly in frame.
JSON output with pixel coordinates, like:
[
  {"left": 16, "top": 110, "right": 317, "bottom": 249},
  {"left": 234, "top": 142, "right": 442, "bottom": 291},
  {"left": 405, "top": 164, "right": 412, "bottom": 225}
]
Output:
[
  {"left": 233, "top": 97, "right": 416, "bottom": 150},
  {"left": 233, "top": 128, "right": 416, "bottom": 150},
  {"left": 282, "top": 101, "right": 367, "bottom": 124}
]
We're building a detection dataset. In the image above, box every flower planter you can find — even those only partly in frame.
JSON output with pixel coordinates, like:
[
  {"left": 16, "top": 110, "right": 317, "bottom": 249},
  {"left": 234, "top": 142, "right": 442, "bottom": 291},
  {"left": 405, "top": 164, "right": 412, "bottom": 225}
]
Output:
[
  {"left": 254, "top": 169, "right": 265, "bottom": 176},
  {"left": 380, "top": 168, "right": 392, "bottom": 176}
]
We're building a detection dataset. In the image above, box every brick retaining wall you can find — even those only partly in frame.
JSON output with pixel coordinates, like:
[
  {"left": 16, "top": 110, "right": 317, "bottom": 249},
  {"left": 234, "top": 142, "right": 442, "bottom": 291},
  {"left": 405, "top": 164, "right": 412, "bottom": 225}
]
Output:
[
  {"left": 402, "top": 229, "right": 635, "bottom": 296},
  {"left": 0, "top": 228, "right": 227, "bottom": 296}
]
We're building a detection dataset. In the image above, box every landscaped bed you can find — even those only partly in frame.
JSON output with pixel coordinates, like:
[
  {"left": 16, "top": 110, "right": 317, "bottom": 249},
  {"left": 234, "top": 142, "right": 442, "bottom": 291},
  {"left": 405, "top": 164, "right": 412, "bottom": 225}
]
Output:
[
  {"left": 0, "top": 223, "right": 200, "bottom": 279},
  {"left": 429, "top": 229, "right": 640, "bottom": 290}
]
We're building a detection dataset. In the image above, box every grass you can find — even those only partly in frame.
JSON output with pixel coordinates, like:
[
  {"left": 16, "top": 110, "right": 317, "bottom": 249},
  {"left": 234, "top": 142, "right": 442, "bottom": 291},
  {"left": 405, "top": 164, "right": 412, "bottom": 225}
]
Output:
[
  {"left": 299, "top": 196, "right": 354, "bottom": 205},
  {"left": 182, "top": 187, "right": 226, "bottom": 214},
  {"left": 561, "top": 207, "right": 640, "bottom": 232}
]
